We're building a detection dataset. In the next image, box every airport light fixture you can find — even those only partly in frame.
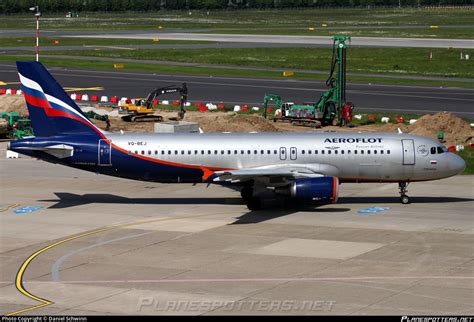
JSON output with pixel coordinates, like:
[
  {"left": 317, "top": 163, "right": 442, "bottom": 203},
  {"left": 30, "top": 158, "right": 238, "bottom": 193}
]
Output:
[{"left": 29, "top": 6, "right": 41, "bottom": 62}]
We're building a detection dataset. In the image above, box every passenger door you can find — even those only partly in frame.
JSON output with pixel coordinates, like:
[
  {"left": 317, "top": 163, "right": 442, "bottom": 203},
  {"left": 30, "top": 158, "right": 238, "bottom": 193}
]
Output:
[
  {"left": 402, "top": 139, "right": 415, "bottom": 165},
  {"left": 98, "top": 139, "right": 112, "bottom": 166},
  {"left": 290, "top": 147, "right": 297, "bottom": 160}
]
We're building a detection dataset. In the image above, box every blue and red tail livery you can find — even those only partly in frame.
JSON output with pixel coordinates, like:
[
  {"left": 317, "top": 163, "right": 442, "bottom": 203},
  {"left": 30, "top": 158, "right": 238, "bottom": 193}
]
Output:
[{"left": 17, "top": 61, "right": 103, "bottom": 138}]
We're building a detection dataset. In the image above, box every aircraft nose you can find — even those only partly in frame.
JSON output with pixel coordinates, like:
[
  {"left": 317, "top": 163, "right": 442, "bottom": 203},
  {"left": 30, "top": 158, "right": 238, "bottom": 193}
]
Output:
[{"left": 450, "top": 153, "right": 466, "bottom": 175}]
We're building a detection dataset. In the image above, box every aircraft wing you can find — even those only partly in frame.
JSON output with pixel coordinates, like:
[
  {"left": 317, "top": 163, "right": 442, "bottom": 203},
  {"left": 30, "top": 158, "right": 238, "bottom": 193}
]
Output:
[{"left": 213, "top": 163, "right": 339, "bottom": 186}]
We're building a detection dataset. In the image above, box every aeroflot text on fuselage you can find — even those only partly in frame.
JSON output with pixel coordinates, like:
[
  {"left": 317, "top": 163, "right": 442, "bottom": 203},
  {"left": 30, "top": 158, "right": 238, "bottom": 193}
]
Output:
[{"left": 324, "top": 138, "right": 383, "bottom": 144}]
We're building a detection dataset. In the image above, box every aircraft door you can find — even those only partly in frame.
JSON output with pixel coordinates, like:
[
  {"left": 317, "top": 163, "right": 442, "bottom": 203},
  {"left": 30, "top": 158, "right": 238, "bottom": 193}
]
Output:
[
  {"left": 290, "top": 147, "right": 297, "bottom": 160},
  {"left": 401, "top": 139, "right": 415, "bottom": 165},
  {"left": 98, "top": 139, "right": 112, "bottom": 166},
  {"left": 279, "top": 147, "right": 287, "bottom": 160}
]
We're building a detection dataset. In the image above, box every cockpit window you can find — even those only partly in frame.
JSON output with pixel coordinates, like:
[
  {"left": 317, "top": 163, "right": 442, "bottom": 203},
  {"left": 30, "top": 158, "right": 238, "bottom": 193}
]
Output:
[{"left": 437, "top": 146, "right": 448, "bottom": 154}]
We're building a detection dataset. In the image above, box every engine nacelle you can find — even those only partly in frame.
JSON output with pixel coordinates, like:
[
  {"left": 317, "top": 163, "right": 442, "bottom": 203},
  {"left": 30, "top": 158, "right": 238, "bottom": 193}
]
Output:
[{"left": 277, "top": 176, "right": 339, "bottom": 204}]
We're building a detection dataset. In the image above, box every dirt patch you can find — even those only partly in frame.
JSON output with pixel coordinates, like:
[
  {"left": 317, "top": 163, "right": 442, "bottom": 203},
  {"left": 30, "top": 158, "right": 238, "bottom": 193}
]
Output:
[
  {"left": 408, "top": 112, "right": 473, "bottom": 146},
  {"left": 0, "top": 95, "right": 28, "bottom": 114}
]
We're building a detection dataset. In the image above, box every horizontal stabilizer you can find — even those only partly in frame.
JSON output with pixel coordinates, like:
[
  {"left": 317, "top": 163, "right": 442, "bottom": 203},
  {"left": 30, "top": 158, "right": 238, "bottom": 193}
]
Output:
[{"left": 14, "top": 144, "right": 74, "bottom": 159}]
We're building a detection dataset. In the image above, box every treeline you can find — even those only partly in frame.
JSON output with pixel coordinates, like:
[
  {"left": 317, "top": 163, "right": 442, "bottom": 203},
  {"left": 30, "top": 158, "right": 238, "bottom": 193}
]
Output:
[{"left": 1, "top": 0, "right": 472, "bottom": 13}]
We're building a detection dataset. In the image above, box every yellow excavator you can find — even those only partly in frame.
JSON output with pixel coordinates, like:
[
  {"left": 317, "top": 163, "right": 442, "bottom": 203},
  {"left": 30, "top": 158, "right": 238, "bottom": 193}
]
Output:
[{"left": 119, "top": 83, "right": 188, "bottom": 122}]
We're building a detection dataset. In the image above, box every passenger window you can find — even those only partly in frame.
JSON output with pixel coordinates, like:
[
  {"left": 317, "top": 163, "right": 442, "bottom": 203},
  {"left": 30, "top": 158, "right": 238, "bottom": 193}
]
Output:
[
  {"left": 328, "top": 150, "right": 331, "bottom": 155},
  {"left": 274, "top": 150, "right": 277, "bottom": 154},
  {"left": 241, "top": 150, "right": 244, "bottom": 155},
  {"left": 354, "top": 150, "right": 358, "bottom": 155},
  {"left": 134, "top": 150, "right": 138, "bottom": 154},
  {"left": 148, "top": 151, "right": 151, "bottom": 155},
  {"left": 201, "top": 150, "right": 204, "bottom": 155},
  {"left": 315, "top": 150, "right": 318, "bottom": 154},
  {"left": 387, "top": 150, "right": 391, "bottom": 155},
  {"left": 141, "top": 151, "right": 145, "bottom": 155},
  {"left": 380, "top": 150, "right": 384, "bottom": 154},
  {"left": 188, "top": 150, "right": 191, "bottom": 155},
  {"left": 174, "top": 150, "right": 178, "bottom": 155},
  {"left": 228, "top": 150, "right": 231, "bottom": 155},
  {"left": 254, "top": 150, "right": 258, "bottom": 154},
  {"left": 361, "top": 150, "right": 364, "bottom": 154},
  {"left": 260, "top": 150, "right": 264, "bottom": 154},
  {"left": 248, "top": 150, "right": 251, "bottom": 154},
  {"left": 302, "top": 150, "right": 305, "bottom": 155},
  {"left": 348, "top": 150, "right": 351, "bottom": 154},
  {"left": 208, "top": 150, "right": 211, "bottom": 155},
  {"left": 367, "top": 150, "right": 370, "bottom": 155},
  {"left": 334, "top": 150, "right": 338, "bottom": 155},
  {"left": 341, "top": 150, "right": 344, "bottom": 155},
  {"left": 234, "top": 150, "right": 238, "bottom": 154},
  {"left": 267, "top": 150, "right": 271, "bottom": 154},
  {"left": 374, "top": 150, "right": 377, "bottom": 154},
  {"left": 308, "top": 150, "right": 312, "bottom": 154},
  {"left": 214, "top": 150, "right": 218, "bottom": 155},
  {"left": 321, "top": 150, "right": 325, "bottom": 155}
]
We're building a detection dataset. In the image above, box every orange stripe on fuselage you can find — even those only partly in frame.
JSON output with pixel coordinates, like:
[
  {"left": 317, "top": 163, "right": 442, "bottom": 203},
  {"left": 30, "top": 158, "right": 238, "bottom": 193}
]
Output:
[{"left": 110, "top": 143, "right": 235, "bottom": 181}]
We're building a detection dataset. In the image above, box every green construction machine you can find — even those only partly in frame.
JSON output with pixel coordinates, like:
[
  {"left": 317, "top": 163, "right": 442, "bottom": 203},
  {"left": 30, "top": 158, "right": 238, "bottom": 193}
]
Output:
[
  {"left": 263, "top": 35, "right": 354, "bottom": 127},
  {"left": 0, "top": 112, "right": 34, "bottom": 139}
]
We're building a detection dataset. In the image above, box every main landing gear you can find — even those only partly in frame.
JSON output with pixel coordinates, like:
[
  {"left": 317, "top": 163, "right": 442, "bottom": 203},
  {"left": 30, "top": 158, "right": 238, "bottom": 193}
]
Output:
[
  {"left": 398, "top": 182, "right": 410, "bottom": 204},
  {"left": 241, "top": 186, "right": 262, "bottom": 211}
]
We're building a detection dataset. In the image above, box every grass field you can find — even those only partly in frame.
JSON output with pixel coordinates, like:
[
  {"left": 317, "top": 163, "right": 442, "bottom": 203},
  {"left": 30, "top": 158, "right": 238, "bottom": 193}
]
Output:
[
  {"left": 1, "top": 8, "right": 473, "bottom": 38},
  {"left": 43, "top": 47, "right": 474, "bottom": 79},
  {"left": 456, "top": 148, "right": 474, "bottom": 175}
]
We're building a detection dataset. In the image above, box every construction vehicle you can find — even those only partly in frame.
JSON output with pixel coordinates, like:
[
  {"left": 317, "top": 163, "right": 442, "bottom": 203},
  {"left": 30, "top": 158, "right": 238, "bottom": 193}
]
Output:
[
  {"left": 0, "top": 112, "right": 34, "bottom": 139},
  {"left": 263, "top": 35, "right": 354, "bottom": 127},
  {"left": 119, "top": 83, "right": 188, "bottom": 122},
  {"left": 84, "top": 110, "right": 111, "bottom": 131}
]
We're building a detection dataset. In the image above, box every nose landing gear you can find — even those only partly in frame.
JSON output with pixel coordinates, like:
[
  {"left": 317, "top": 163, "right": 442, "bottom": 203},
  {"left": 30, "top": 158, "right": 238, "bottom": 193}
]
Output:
[{"left": 398, "top": 182, "right": 410, "bottom": 204}]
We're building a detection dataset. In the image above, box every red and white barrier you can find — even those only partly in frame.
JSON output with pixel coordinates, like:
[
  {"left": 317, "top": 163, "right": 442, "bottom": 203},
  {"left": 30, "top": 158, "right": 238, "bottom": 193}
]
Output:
[{"left": 0, "top": 88, "right": 268, "bottom": 116}]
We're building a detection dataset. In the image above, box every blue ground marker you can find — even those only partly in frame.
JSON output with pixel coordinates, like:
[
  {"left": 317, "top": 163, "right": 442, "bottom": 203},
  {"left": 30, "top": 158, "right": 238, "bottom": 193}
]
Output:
[
  {"left": 357, "top": 207, "right": 390, "bottom": 215},
  {"left": 14, "top": 206, "right": 44, "bottom": 214}
]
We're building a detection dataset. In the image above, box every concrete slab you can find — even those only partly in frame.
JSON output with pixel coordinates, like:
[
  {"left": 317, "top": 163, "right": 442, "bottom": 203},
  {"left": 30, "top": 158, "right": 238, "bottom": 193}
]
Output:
[{"left": 247, "top": 238, "right": 385, "bottom": 260}]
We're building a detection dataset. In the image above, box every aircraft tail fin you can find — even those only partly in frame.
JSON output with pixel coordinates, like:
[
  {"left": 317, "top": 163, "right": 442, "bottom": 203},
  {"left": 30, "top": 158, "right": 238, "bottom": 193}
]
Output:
[{"left": 16, "top": 61, "right": 102, "bottom": 138}]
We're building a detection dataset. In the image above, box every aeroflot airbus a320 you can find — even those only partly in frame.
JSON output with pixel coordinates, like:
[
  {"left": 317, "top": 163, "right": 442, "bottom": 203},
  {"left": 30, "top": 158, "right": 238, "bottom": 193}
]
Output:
[{"left": 9, "top": 62, "right": 466, "bottom": 210}]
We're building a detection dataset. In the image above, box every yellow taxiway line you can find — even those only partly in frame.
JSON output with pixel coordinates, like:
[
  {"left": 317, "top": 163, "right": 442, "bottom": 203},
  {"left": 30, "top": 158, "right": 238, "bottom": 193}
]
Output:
[{"left": 4, "top": 214, "right": 214, "bottom": 316}]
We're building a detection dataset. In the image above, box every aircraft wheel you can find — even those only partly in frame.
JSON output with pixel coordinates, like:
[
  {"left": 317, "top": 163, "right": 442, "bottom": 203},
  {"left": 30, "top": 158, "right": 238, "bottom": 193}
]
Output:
[
  {"left": 240, "top": 186, "right": 253, "bottom": 201},
  {"left": 400, "top": 194, "right": 410, "bottom": 204},
  {"left": 246, "top": 197, "right": 262, "bottom": 211}
]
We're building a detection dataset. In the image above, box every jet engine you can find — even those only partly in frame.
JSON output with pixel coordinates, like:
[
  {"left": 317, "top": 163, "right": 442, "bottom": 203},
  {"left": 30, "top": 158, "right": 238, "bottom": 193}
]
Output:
[{"left": 275, "top": 176, "right": 339, "bottom": 204}]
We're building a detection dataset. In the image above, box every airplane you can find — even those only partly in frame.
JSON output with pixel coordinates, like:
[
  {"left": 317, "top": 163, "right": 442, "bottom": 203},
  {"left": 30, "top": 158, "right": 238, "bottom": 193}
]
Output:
[{"left": 8, "top": 62, "right": 466, "bottom": 210}]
